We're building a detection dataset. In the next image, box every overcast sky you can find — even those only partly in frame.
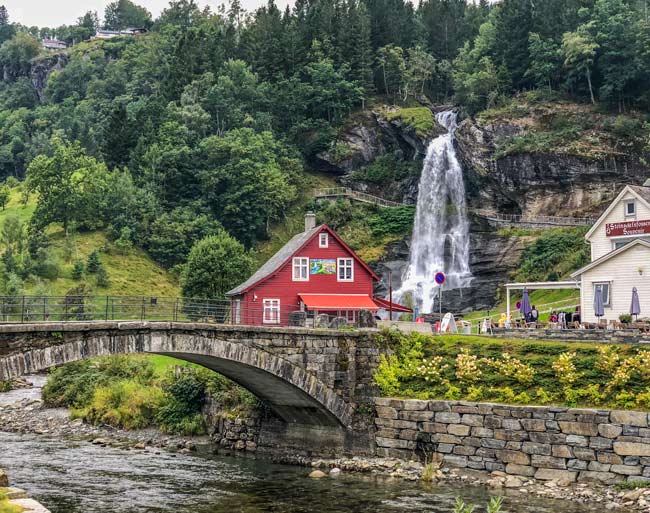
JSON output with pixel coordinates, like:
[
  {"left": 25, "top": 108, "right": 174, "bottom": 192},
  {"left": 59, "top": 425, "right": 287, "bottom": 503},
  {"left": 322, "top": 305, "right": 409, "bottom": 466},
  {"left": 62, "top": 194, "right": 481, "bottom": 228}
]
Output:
[{"left": 3, "top": 0, "right": 292, "bottom": 28}]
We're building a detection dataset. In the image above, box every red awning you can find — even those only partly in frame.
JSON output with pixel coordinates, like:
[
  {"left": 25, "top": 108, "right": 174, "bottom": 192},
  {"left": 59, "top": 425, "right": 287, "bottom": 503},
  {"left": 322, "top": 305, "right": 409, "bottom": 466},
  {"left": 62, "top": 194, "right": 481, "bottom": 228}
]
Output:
[
  {"left": 299, "top": 293, "right": 379, "bottom": 311},
  {"left": 373, "top": 297, "right": 413, "bottom": 313}
]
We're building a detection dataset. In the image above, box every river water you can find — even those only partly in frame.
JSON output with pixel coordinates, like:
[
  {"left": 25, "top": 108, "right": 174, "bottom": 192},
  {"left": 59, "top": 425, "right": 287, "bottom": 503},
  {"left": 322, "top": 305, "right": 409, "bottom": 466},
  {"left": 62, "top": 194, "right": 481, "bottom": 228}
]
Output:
[{"left": 0, "top": 379, "right": 601, "bottom": 513}]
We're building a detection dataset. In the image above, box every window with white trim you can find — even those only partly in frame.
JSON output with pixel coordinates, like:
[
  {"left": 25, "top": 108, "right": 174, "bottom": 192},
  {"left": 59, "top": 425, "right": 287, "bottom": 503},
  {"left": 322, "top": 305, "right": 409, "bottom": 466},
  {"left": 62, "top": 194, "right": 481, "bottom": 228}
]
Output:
[
  {"left": 319, "top": 232, "right": 328, "bottom": 248},
  {"left": 338, "top": 258, "right": 354, "bottom": 282},
  {"left": 234, "top": 299, "right": 241, "bottom": 324},
  {"left": 594, "top": 282, "right": 611, "bottom": 307},
  {"left": 625, "top": 200, "right": 636, "bottom": 217},
  {"left": 292, "top": 257, "right": 309, "bottom": 281},
  {"left": 263, "top": 299, "right": 280, "bottom": 324}
]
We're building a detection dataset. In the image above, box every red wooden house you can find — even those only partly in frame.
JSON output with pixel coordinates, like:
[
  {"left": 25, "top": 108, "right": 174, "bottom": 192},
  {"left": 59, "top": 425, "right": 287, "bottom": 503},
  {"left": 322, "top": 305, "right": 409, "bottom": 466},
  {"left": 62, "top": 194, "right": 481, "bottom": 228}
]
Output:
[{"left": 226, "top": 213, "right": 410, "bottom": 326}]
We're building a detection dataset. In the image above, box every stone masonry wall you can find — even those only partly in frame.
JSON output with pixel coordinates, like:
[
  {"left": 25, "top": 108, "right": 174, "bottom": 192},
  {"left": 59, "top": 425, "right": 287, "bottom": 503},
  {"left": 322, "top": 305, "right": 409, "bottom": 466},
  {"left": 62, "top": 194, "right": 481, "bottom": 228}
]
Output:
[{"left": 375, "top": 398, "right": 650, "bottom": 484}]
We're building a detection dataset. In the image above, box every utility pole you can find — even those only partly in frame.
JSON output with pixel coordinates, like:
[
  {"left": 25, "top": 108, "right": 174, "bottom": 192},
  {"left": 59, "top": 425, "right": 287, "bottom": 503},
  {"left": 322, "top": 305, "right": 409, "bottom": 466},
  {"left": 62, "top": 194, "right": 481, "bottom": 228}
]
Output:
[{"left": 389, "top": 270, "right": 393, "bottom": 321}]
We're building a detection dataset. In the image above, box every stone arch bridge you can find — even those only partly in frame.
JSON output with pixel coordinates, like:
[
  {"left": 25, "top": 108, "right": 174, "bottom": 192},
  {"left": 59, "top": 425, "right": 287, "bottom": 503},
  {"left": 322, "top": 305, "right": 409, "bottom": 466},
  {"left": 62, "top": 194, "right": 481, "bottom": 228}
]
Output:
[{"left": 0, "top": 322, "right": 382, "bottom": 449}]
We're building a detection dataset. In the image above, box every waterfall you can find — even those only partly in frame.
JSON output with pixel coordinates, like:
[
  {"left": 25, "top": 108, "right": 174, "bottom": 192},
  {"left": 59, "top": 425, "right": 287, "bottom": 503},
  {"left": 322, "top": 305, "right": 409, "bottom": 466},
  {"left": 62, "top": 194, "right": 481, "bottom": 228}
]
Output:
[{"left": 396, "top": 110, "right": 471, "bottom": 314}]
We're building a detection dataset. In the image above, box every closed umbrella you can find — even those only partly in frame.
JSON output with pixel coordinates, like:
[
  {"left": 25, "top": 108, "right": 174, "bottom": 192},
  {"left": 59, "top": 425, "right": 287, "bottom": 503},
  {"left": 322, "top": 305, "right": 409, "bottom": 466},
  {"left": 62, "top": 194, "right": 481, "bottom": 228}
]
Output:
[
  {"left": 520, "top": 287, "right": 532, "bottom": 320},
  {"left": 594, "top": 286, "right": 605, "bottom": 319},
  {"left": 631, "top": 287, "right": 641, "bottom": 319}
]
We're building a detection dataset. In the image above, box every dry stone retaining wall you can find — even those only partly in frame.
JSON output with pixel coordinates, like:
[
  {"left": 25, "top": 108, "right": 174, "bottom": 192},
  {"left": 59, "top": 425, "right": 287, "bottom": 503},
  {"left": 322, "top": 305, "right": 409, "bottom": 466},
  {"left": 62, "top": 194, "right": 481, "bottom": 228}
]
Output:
[{"left": 375, "top": 398, "right": 650, "bottom": 484}]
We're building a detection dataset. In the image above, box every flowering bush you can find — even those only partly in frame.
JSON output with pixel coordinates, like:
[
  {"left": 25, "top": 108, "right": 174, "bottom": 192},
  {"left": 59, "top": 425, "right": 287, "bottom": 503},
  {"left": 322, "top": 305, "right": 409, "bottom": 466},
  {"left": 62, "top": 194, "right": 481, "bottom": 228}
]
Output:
[
  {"left": 634, "top": 351, "right": 650, "bottom": 380},
  {"left": 552, "top": 352, "right": 581, "bottom": 387},
  {"left": 596, "top": 346, "right": 620, "bottom": 374},
  {"left": 455, "top": 349, "right": 482, "bottom": 384},
  {"left": 489, "top": 353, "right": 535, "bottom": 385},
  {"left": 417, "top": 356, "right": 449, "bottom": 384}
]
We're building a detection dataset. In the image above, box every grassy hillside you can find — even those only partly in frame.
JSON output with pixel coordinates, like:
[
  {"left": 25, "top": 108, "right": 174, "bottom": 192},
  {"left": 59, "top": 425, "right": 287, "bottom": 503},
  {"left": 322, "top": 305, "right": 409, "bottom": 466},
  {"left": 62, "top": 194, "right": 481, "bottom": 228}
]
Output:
[{"left": 0, "top": 185, "right": 179, "bottom": 298}]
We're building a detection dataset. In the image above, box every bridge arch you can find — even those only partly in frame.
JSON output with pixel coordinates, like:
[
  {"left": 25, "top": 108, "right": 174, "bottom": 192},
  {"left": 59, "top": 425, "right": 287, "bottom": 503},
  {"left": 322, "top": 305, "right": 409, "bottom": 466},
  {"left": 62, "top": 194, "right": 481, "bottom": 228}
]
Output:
[{"left": 0, "top": 324, "right": 355, "bottom": 428}]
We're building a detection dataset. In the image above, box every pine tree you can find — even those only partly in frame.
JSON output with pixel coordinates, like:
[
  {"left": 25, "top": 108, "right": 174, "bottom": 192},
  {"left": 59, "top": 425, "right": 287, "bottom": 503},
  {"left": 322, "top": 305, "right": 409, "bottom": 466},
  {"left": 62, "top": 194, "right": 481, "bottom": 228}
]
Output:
[
  {"left": 87, "top": 250, "right": 101, "bottom": 274},
  {"left": 96, "top": 264, "right": 110, "bottom": 288},
  {"left": 72, "top": 260, "right": 85, "bottom": 280}
]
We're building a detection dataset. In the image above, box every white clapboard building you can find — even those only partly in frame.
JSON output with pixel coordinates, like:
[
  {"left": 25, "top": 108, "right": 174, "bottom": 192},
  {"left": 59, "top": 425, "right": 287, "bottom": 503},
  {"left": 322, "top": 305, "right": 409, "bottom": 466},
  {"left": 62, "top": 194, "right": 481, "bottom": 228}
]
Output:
[{"left": 571, "top": 184, "right": 650, "bottom": 322}]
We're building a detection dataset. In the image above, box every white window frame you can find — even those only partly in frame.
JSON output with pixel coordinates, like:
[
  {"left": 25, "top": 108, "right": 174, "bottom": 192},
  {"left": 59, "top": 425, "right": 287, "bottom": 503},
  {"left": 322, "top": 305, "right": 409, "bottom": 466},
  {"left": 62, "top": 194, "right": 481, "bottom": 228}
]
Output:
[
  {"left": 234, "top": 299, "right": 241, "bottom": 324},
  {"left": 625, "top": 200, "right": 636, "bottom": 217},
  {"left": 292, "top": 257, "right": 309, "bottom": 281},
  {"left": 337, "top": 257, "right": 354, "bottom": 282},
  {"left": 263, "top": 299, "right": 281, "bottom": 324},
  {"left": 319, "top": 232, "right": 329, "bottom": 248},
  {"left": 594, "top": 282, "right": 611, "bottom": 307}
]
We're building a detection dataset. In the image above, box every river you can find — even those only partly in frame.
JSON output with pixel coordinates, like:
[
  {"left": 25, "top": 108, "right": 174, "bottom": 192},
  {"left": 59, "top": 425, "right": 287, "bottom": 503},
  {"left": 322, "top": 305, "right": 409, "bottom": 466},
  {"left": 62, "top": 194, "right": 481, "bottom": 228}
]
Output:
[{"left": 0, "top": 378, "right": 602, "bottom": 513}]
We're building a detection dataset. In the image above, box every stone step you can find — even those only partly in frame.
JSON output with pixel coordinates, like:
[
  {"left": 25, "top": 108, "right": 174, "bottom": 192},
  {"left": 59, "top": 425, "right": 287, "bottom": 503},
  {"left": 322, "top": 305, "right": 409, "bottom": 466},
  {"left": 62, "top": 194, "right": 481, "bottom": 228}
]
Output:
[
  {"left": 10, "top": 498, "right": 51, "bottom": 513},
  {"left": 4, "top": 487, "right": 27, "bottom": 499}
]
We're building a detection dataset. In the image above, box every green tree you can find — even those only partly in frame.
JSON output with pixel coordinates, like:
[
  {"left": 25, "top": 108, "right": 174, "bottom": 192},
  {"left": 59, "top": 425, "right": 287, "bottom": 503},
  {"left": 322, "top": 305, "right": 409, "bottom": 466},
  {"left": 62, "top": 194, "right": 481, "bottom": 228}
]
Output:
[
  {"left": 26, "top": 138, "right": 114, "bottom": 235},
  {"left": 104, "top": 0, "right": 152, "bottom": 30},
  {"left": 87, "top": 250, "right": 101, "bottom": 274},
  {"left": 96, "top": 264, "right": 110, "bottom": 288},
  {"left": 562, "top": 29, "right": 599, "bottom": 104},
  {"left": 526, "top": 33, "right": 562, "bottom": 91},
  {"left": 0, "top": 5, "right": 15, "bottom": 44},
  {"left": 0, "top": 33, "right": 40, "bottom": 81},
  {"left": 181, "top": 232, "right": 253, "bottom": 299},
  {"left": 199, "top": 128, "right": 299, "bottom": 246},
  {"left": 72, "top": 260, "right": 85, "bottom": 280},
  {"left": 0, "top": 184, "right": 10, "bottom": 210},
  {"left": 1, "top": 215, "right": 23, "bottom": 253}
]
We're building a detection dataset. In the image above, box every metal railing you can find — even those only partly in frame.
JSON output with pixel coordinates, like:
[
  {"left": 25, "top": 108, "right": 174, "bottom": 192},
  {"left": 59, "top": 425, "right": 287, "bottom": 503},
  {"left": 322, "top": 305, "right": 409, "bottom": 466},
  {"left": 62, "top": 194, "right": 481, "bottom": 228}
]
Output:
[
  {"left": 314, "top": 188, "right": 595, "bottom": 227},
  {"left": 473, "top": 209, "right": 595, "bottom": 227},
  {"left": 0, "top": 295, "right": 372, "bottom": 328},
  {"left": 314, "top": 187, "right": 405, "bottom": 208}
]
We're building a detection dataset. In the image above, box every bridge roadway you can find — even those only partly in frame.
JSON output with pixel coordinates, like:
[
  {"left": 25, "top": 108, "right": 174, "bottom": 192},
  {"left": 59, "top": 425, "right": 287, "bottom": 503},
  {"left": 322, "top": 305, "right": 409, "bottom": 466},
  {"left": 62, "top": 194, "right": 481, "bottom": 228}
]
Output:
[{"left": 0, "top": 321, "right": 382, "bottom": 431}]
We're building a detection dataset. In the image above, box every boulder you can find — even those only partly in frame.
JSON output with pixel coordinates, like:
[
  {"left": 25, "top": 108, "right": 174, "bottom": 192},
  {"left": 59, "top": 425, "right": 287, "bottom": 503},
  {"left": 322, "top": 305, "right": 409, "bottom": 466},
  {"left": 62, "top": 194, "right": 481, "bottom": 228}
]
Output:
[{"left": 309, "top": 470, "right": 327, "bottom": 478}]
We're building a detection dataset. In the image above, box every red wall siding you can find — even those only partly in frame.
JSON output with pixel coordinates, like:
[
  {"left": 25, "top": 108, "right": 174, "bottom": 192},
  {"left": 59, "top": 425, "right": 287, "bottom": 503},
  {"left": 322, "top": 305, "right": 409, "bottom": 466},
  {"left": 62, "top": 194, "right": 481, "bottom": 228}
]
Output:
[{"left": 236, "top": 228, "right": 375, "bottom": 325}]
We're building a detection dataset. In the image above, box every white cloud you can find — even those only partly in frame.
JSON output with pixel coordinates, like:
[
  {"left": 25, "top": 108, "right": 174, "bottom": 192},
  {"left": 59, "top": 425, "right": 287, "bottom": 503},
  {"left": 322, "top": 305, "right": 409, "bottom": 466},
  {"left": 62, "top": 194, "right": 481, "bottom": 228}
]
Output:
[{"left": 3, "top": 0, "right": 291, "bottom": 28}]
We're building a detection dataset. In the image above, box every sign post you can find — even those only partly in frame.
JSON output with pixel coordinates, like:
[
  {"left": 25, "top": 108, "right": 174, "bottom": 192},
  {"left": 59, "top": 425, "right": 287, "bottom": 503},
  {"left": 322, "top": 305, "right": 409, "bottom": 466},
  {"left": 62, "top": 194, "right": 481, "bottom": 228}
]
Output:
[{"left": 435, "top": 272, "right": 446, "bottom": 320}]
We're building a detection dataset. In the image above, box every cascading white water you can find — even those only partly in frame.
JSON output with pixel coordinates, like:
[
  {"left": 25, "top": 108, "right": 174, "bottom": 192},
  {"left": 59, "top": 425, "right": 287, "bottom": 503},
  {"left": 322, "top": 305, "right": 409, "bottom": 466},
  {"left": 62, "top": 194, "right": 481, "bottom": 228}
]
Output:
[{"left": 396, "top": 110, "right": 471, "bottom": 313}]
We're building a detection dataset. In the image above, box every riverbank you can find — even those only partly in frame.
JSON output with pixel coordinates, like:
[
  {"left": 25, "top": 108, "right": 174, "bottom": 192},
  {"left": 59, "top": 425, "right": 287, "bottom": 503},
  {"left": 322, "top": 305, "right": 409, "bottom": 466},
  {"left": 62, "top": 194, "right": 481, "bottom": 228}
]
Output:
[
  {"left": 1, "top": 467, "right": 50, "bottom": 513},
  {"left": 2, "top": 379, "right": 650, "bottom": 512}
]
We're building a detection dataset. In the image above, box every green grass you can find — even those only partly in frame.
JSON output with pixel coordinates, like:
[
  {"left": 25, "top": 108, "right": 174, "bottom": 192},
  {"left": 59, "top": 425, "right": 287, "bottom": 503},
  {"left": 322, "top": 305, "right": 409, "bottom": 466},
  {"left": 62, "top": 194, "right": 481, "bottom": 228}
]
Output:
[
  {"left": 147, "top": 355, "right": 196, "bottom": 375},
  {"left": 0, "top": 185, "right": 180, "bottom": 298},
  {"left": 0, "top": 489, "right": 23, "bottom": 513},
  {"left": 385, "top": 107, "right": 435, "bottom": 137},
  {"left": 375, "top": 330, "right": 650, "bottom": 409},
  {"left": 463, "top": 288, "right": 580, "bottom": 324}
]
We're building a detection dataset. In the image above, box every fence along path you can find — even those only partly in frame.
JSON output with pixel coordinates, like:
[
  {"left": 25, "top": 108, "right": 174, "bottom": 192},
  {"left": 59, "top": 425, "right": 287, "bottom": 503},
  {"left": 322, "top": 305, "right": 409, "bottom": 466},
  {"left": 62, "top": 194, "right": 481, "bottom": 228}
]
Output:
[{"left": 314, "top": 188, "right": 595, "bottom": 227}]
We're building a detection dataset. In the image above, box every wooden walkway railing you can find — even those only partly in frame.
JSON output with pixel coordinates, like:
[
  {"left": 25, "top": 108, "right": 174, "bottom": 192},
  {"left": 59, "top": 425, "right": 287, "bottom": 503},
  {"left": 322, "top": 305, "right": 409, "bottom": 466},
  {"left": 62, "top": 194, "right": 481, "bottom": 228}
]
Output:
[{"left": 314, "top": 188, "right": 595, "bottom": 227}]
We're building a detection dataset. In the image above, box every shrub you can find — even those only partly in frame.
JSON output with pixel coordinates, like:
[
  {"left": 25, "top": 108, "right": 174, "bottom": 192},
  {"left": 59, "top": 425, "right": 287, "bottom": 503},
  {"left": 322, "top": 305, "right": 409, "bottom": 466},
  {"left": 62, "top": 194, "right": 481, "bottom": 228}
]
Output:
[
  {"left": 86, "top": 250, "right": 101, "bottom": 274},
  {"left": 619, "top": 313, "right": 633, "bottom": 323},
  {"left": 71, "top": 260, "right": 84, "bottom": 280},
  {"left": 552, "top": 352, "right": 581, "bottom": 387},
  {"left": 73, "top": 379, "right": 165, "bottom": 430},
  {"left": 455, "top": 349, "right": 481, "bottom": 384},
  {"left": 96, "top": 264, "right": 110, "bottom": 288},
  {"left": 515, "top": 227, "right": 589, "bottom": 282}
]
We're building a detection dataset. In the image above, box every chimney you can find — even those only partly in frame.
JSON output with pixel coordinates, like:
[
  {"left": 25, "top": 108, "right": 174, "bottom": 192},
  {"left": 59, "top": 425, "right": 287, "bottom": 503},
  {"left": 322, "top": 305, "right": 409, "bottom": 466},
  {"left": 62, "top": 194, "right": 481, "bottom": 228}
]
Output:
[{"left": 305, "top": 212, "right": 316, "bottom": 231}]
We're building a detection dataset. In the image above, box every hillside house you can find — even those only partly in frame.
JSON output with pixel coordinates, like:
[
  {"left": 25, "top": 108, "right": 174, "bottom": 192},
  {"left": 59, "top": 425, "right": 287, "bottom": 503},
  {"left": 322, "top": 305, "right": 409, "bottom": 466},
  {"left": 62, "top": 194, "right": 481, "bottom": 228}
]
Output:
[
  {"left": 571, "top": 185, "right": 650, "bottom": 322},
  {"left": 226, "top": 213, "right": 409, "bottom": 326},
  {"left": 42, "top": 38, "right": 67, "bottom": 50}
]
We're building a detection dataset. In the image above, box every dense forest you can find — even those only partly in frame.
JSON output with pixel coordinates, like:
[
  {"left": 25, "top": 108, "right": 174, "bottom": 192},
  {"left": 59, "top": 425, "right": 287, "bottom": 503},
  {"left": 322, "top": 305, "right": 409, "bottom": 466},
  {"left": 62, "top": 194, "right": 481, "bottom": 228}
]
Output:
[{"left": 0, "top": 0, "right": 648, "bottom": 298}]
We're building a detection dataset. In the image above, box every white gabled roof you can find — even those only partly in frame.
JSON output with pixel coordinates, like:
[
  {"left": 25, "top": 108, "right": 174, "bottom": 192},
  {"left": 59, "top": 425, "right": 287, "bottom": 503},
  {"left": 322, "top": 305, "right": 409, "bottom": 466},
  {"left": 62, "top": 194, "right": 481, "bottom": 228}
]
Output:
[
  {"left": 584, "top": 185, "right": 650, "bottom": 241},
  {"left": 571, "top": 239, "right": 650, "bottom": 278}
]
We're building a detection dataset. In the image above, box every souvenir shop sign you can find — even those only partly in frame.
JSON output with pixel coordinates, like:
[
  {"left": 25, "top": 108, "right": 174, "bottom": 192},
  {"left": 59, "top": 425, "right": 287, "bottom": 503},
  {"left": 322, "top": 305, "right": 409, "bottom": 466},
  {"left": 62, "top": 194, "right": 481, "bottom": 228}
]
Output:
[
  {"left": 606, "top": 219, "right": 650, "bottom": 237},
  {"left": 310, "top": 259, "right": 336, "bottom": 275}
]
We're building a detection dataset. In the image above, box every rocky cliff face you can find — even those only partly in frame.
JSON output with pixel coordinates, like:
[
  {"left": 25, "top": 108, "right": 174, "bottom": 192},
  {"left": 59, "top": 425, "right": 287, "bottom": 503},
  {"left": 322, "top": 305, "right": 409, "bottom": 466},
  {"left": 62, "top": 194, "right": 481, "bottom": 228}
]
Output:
[
  {"left": 456, "top": 117, "right": 648, "bottom": 218},
  {"left": 30, "top": 53, "right": 69, "bottom": 102}
]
